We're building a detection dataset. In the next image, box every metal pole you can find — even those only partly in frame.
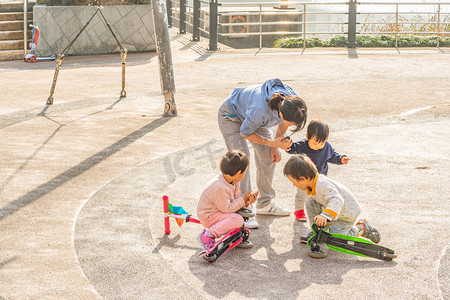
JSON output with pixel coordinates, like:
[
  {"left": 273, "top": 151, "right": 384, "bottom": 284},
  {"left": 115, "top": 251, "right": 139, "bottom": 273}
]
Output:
[
  {"left": 395, "top": 4, "right": 398, "bottom": 48},
  {"left": 120, "top": 49, "right": 127, "bottom": 98},
  {"left": 209, "top": 0, "right": 218, "bottom": 51},
  {"left": 98, "top": 9, "right": 127, "bottom": 98},
  {"left": 259, "top": 5, "right": 262, "bottom": 49},
  {"left": 193, "top": 0, "right": 200, "bottom": 41},
  {"left": 23, "top": 0, "right": 27, "bottom": 55},
  {"left": 166, "top": 0, "right": 172, "bottom": 28},
  {"left": 437, "top": 4, "right": 441, "bottom": 48},
  {"left": 163, "top": 195, "right": 171, "bottom": 234},
  {"left": 47, "top": 9, "right": 100, "bottom": 105},
  {"left": 47, "top": 55, "right": 63, "bottom": 105},
  {"left": 347, "top": 0, "right": 357, "bottom": 48},
  {"left": 151, "top": 0, "right": 177, "bottom": 116},
  {"left": 303, "top": 4, "right": 306, "bottom": 48},
  {"left": 179, "top": 0, "right": 187, "bottom": 33}
]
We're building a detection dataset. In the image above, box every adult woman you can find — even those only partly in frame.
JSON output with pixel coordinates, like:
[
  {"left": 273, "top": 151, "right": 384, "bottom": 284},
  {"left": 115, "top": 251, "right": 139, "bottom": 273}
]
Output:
[{"left": 218, "top": 78, "right": 308, "bottom": 228}]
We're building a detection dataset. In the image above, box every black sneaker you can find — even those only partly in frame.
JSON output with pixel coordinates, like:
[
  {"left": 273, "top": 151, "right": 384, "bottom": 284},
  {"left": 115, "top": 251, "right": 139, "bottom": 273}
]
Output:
[
  {"left": 237, "top": 208, "right": 255, "bottom": 218},
  {"left": 300, "top": 231, "right": 314, "bottom": 244}
]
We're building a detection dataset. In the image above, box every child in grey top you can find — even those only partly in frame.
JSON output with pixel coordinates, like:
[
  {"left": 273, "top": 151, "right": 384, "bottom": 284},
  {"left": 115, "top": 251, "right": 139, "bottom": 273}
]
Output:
[{"left": 283, "top": 154, "right": 381, "bottom": 257}]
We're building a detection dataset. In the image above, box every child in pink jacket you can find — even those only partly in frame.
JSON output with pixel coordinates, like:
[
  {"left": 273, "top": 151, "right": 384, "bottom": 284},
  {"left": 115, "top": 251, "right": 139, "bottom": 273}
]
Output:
[{"left": 197, "top": 150, "right": 258, "bottom": 250}]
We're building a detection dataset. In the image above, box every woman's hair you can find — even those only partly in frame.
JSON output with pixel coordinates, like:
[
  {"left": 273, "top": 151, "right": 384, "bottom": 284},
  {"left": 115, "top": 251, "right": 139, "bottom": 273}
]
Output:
[
  {"left": 283, "top": 154, "right": 317, "bottom": 180},
  {"left": 220, "top": 150, "right": 249, "bottom": 176},
  {"left": 307, "top": 120, "right": 329, "bottom": 143},
  {"left": 267, "top": 93, "right": 285, "bottom": 111},
  {"left": 267, "top": 93, "right": 308, "bottom": 133}
]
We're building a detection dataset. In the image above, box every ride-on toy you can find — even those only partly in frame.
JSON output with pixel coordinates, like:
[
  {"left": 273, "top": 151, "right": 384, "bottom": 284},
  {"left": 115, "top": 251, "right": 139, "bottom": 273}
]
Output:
[
  {"left": 163, "top": 195, "right": 252, "bottom": 263},
  {"left": 23, "top": 24, "right": 56, "bottom": 63},
  {"left": 307, "top": 223, "right": 397, "bottom": 261},
  {"left": 197, "top": 209, "right": 252, "bottom": 263}
]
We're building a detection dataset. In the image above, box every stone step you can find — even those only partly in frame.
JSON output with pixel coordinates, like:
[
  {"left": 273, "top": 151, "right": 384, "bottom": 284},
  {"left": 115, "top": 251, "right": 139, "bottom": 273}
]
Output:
[
  {"left": 0, "top": 49, "right": 25, "bottom": 61},
  {"left": 0, "top": 12, "right": 33, "bottom": 21},
  {"left": 0, "top": 39, "right": 28, "bottom": 50},
  {"left": 0, "top": 2, "right": 35, "bottom": 13},
  {"left": 0, "top": 20, "right": 32, "bottom": 31},
  {"left": 0, "top": 30, "right": 31, "bottom": 40}
]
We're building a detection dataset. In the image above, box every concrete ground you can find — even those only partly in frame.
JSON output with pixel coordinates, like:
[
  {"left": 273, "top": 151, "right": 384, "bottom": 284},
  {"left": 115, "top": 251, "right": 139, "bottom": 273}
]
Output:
[{"left": 0, "top": 32, "right": 449, "bottom": 299}]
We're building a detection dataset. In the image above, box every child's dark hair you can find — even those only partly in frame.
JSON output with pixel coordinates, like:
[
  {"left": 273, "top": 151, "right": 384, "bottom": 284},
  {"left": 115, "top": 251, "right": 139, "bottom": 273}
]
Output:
[
  {"left": 220, "top": 150, "right": 249, "bottom": 176},
  {"left": 307, "top": 120, "right": 329, "bottom": 143},
  {"left": 283, "top": 154, "right": 318, "bottom": 180},
  {"left": 267, "top": 93, "right": 308, "bottom": 133}
]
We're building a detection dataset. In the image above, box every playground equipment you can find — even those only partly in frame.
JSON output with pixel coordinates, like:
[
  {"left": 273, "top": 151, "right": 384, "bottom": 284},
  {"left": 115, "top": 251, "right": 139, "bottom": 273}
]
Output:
[
  {"left": 23, "top": 25, "right": 56, "bottom": 63},
  {"left": 45, "top": 3, "right": 127, "bottom": 105}
]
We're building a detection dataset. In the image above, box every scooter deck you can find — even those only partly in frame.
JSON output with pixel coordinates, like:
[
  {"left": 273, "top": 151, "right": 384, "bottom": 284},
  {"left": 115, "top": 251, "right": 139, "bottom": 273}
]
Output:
[
  {"left": 199, "top": 227, "right": 249, "bottom": 263},
  {"left": 309, "top": 223, "right": 397, "bottom": 261}
]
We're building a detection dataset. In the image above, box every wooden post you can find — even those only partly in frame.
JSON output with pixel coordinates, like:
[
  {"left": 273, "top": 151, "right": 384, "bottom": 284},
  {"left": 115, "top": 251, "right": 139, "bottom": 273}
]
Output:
[{"left": 151, "top": 0, "right": 177, "bottom": 116}]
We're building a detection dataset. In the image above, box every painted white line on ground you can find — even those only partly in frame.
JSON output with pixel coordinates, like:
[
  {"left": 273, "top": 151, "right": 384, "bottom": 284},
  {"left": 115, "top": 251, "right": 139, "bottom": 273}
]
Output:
[{"left": 398, "top": 106, "right": 435, "bottom": 120}]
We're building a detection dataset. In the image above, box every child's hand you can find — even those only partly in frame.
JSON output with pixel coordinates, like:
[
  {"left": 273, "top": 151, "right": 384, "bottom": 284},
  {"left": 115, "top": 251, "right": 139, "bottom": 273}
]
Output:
[
  {"left": 246, "top": 191, "right": 259, "bottom": 206},
  {"left": 314, "top": 215, "right": 329, "bottom": 226},
  {"left": 341, "top": 156, "right": 350, "bottom": 164},
  {"left": 273, "top": 136, "right": 293, "bottom": 151},
  {"left": 242, "top": 190, "right": 252, "bottom": 203}
]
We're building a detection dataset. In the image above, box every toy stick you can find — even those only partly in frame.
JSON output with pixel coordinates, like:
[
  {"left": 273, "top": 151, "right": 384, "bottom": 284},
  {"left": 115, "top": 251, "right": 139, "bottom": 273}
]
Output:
[
  {"left": 165, "top": 213, "right": 201, "bottom": 224},
  {"left": 163, "top": 195, "right": 170, "bottom": 234}
]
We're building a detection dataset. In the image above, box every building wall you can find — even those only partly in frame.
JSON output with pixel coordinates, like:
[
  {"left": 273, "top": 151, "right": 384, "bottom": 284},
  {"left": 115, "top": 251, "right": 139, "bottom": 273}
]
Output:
[{"left": 33, "top": 5, "right": 156, "bottom": 56}]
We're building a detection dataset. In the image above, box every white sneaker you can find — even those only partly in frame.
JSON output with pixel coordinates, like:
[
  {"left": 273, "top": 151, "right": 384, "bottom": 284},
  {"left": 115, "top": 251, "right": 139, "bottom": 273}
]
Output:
[
  {"left": 244, "top": 217, "right": 259, "bottom": 229},
  {"left": 257, "top": 204, "right": 290, "bottom": 216}
]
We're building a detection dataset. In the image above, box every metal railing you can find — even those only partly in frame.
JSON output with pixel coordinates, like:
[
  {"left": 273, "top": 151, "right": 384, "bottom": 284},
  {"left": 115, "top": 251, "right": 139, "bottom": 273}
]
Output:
[
  {"left": 167, "top": 1, "right": 450, "bottom": 50},
  {"left": 357, "top": 2, "right": 450, "bottom": 48}
]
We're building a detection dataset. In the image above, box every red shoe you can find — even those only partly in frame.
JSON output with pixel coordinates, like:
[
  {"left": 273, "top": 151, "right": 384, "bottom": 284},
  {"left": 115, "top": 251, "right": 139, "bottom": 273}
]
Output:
[{"left": 294, "top": 209, "right": 307, "bottom": 222}]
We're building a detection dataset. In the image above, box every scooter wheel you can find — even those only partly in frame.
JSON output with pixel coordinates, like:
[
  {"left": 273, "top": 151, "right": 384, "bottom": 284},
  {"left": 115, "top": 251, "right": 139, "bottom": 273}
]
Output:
[
  {"left": 30, "top": 56, "right": 37, "bottom": 63},
  {"left": 382, "top": 252, "right": 397, "bottom": 260},
  {"left": 203, "top": 254, "right": 217, "bottom": 262},
  {"left": 23, "top": 55, "right": 27, "bottom": 62}
]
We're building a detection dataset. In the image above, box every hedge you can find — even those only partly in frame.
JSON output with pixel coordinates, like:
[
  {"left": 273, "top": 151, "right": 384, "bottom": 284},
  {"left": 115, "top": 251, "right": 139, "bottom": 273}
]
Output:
[{"left": 274, "top": 34, "right": 450, "bottom": 48}]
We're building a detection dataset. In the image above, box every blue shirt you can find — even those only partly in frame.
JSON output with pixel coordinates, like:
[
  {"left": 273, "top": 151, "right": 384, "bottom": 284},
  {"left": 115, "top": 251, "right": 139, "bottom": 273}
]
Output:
[
  {"left": 287, "top": 139, "right": 345, "bottom": 175},
  {"left": 226, "top": 78, "right": 299, "bottom": 136}
]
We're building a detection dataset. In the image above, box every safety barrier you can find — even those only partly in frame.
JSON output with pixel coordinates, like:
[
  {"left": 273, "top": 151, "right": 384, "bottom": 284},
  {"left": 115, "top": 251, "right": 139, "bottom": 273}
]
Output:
[{"left": 166, "top": 1, "right": 450, "bottom": 49}]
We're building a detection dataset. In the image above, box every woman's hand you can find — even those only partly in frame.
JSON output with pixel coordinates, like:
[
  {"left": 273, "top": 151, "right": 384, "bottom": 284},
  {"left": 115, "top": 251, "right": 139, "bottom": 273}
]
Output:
[
  {"left": 272, "top": 136, "right": 292, "bottom": 151},
  {"left": 270, "top": 147, "right": 281, "bottom": 163}
]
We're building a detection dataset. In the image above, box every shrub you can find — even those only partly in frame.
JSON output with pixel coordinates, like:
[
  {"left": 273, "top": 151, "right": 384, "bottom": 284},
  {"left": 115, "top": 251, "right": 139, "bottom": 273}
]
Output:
[{"left": 274, "top": 34, "right": 449, "bottom": 48}]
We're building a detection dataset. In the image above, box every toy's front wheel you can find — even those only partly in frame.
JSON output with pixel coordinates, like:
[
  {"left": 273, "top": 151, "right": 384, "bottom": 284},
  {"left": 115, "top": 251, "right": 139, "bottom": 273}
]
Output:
[
  {"left": 382, "top": 251, "right": 397, "bottom": 261},
  {"left": 30, "top": 56, "right": 37, "bottom": 63},
  {"left": 203, "top": 254, "right": 217, "bottom": 262}
]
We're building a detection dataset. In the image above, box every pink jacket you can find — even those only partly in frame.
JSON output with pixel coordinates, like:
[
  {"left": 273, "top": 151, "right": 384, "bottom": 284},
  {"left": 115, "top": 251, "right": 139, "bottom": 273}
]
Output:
[{"left": 197, "top": 173, "right": 245, "bottom": 222}]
